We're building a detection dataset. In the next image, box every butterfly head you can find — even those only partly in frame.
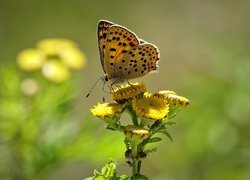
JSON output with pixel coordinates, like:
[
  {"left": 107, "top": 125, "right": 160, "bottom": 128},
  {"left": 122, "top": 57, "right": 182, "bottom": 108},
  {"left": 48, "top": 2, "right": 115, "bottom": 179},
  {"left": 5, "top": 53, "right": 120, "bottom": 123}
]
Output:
[{"left": 101, "top": 75, "right": 109, "bottom": 84}]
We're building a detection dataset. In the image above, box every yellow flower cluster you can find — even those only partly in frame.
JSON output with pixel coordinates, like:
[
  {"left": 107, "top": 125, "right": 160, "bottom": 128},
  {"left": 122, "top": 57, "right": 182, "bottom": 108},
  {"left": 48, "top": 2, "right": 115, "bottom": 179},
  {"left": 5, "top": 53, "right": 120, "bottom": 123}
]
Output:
[
  {"left": 17, "top": 38, "right": 86, "bottom": 83},
  {"left": 90, "top": 82, "right": 189, "bottom": 121}
]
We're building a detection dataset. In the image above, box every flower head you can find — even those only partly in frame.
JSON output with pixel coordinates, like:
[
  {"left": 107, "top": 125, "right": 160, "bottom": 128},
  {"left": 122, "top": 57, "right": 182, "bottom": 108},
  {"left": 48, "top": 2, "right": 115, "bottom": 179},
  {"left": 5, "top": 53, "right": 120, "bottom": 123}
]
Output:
[
  {"left": 37, "top": 38, "right": 77, "bottom": 55},
  {"left": 132, "top": 93, "right": 169, "bottom": 120},
  {"left": 42, "top": 61, "right": 70, "bottom": 83},
  {"left": 154, "top": 91, "right": 189, "bottom": 118},
  {"left": 17, "top": 38, "right": 86, "bottom": 83},
  {"left": 111, "top": 82, "right": 146, "bottom": 103},
  {"left": 90, "top": 103, "right": 125, "bottom": 124},
  {"left": 124, "top": 125, "right": 150, "bottom": 144},
  {"left": 17, "top": 49, "right": 46, "bottom": 71}
]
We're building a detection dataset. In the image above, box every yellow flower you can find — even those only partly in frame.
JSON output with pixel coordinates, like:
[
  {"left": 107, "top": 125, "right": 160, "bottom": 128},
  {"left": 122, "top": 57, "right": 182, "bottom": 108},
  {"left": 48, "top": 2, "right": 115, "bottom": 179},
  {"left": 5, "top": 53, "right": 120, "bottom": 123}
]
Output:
[
  {"left": 42, "top": 60, "right": 70, "bottom": 83},
  {"left": 37, "top": 38, "right": 77, "bottom": 55},
  {"left": 90, "top": 103, "right": 124, "bottom": 119},
  {"left": 124, "top": 125, "right": 150, "bottom": 144},
  {"left": 17, "top": 38, "right": 87, "bottom": 83},
  {"left": 17, "top": 49, "right": 46, "bottom": 71},
  {"left": 154, "top": 91, "right": 189, "bottom": 118},
  {"left": 37, "top": 38, "right": 86, "bottom": 70},
  {"left": 154, "top": 91, "right": 189, "bottom": 107},
  {"left": 111, "top": 82, "right": 146, "bottom": 103},
  {"left": 60, "top": 47, "right": 86, "bottom": 69},
  {"left": 132, "top": 93, "right": 169, "bottom": 120}
]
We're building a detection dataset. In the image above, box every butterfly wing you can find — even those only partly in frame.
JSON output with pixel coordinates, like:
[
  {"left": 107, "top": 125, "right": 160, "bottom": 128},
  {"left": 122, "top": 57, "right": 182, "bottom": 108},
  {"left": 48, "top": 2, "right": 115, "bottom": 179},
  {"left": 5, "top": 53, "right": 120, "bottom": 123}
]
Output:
[
  {"left": 97, "top": 20, "right": 113, "bottom": 73},
  {"left": 118, "top": 43, "right": 160, "bottom": 80},
  {"left": 104, "top": 25, "right": 140, "bottom": 79}
]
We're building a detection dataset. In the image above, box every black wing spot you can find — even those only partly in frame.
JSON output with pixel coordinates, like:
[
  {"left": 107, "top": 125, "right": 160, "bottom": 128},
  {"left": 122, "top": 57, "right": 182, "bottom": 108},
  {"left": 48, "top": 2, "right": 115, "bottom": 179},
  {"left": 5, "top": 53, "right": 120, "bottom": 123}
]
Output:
[
  {"left": 110, "top": 62, "right": 114, "bottom": 66},
  {"left": 112, "top": 37, "right": 116, "bottom": 40},
  {"left": 122, "top": 50, "right": 127, "bottom": 53},
  {"left": 110, "top": 48, "right": 116, "bottom": 51},
  {"left": 110, "top": 55, "right": 115, "bottom": 59},
  {"left": 122, "top": 60, "right": 126, "bottom": 63},
  {"left": 123, "top": 43, "right": 127, "bottom": 46},
  {"left": 119, "top": 66, "right": 122, "bottom": 69},
  {"left": 129, "top": 42, "right": 135, "bottom": 47},
  {"left": 103, "top": 33, "right": 107, "bottom": 38}
]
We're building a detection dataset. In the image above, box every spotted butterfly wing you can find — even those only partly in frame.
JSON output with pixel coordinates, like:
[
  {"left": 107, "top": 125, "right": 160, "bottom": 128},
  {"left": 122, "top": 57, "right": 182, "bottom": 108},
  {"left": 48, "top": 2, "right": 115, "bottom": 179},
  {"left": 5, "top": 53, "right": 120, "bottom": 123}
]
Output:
[
  {"left": 97, "top": 20, "right": 113, "bottom": 73},
  {"left": 118, "top": 43, "right": 159, "bottom": 80},
  {"left": 104, "top": 25, "right": 140, "bottom": 82},
  {"left": 98, "top": 20, "right": 160, "bottom": 83}
]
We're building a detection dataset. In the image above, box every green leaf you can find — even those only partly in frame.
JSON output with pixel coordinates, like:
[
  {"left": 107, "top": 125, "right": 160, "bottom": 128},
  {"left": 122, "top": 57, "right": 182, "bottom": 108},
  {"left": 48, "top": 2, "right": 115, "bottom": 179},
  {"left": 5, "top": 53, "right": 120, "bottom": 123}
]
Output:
[
  {"left": 144, "top": 148, "right": 157, "bottom": 154},
  {"left": 147, "top": 137, "right": 162, "bottom": 143},
  {"left": 159, "top": 130, "right": 173, "bottom": 142},
  {"left": 134, "top": 174, "right": 149, "bottom": 180},
  {"left": 105, "top": 125, "right": 116, "bottom": 131},
  {"left": 162, "top": 120, "right": 176, "bottom": 126}
]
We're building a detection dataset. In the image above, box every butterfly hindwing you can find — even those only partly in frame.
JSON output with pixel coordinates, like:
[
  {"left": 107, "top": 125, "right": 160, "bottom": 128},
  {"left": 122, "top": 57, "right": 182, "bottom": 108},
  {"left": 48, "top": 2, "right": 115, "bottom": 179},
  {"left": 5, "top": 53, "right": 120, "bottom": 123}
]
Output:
[
  {"left": 97, "top": 20, "right": 113, "bottom": 73},
  {"left": 118, "top": 43, "right": 160, "bottom": 80},
  {"left": 104, "top": 25, "right": 139, "bottom": 78}
]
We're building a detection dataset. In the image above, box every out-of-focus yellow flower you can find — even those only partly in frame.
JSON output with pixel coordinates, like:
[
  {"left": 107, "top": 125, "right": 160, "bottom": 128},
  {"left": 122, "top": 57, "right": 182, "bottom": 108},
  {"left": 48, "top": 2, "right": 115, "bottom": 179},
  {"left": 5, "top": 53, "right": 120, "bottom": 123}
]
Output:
[
  {"left": 132, "top": 93, "right": 169, "bottom": 120},
  {"left": 111, "top": 82, "right": 146, "bottom": 103},
  {"left": 124, "top": 125, "right": 149, "bottom": 144},
  {"left": 37, "top": 38, "right": 86, "bottom": 70},
  {"left": 42, "top": 61, "right": 70, "bottom": 83},
  {"left": 37, "top": 38, "right": 77, "bottom": 55},
  {"left": 17, "top": 49, "right": 46, "bottom": 71},
  {"left": 60, "top": 47, "right": 86, "bottom": 69},
  {"left": 90, "top": 103, "right": 124, "bottom": 119},
  {"left": 17, "top": 38, "right": 87, "bottom": 83}
]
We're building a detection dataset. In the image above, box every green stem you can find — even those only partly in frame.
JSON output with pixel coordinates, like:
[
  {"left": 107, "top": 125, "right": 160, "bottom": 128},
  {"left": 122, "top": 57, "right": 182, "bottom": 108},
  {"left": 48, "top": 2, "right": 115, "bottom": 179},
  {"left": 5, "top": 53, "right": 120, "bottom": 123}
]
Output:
[
  {"left": 131, "top": 143, "right": 139, "bottom": 179},
  {"left": 126, "top": 103, "right": 138, "bottom": 126}
]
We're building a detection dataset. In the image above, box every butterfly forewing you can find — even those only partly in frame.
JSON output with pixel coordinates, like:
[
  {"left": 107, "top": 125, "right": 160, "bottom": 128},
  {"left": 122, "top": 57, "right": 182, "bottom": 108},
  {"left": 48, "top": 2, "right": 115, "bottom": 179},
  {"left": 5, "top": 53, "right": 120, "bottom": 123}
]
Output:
[
  {"left": 104, "top": 25, "right": 139, "bottom": 78},
  {"left": 97, "top": 20, "right": 113, "bottom": 73}
]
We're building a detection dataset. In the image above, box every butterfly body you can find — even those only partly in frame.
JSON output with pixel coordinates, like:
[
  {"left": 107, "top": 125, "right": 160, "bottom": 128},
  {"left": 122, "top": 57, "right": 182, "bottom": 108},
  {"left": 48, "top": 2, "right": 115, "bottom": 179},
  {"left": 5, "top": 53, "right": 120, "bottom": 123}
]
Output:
[{"left": 97, "top": 20, "right": 160, "bottom": 85}]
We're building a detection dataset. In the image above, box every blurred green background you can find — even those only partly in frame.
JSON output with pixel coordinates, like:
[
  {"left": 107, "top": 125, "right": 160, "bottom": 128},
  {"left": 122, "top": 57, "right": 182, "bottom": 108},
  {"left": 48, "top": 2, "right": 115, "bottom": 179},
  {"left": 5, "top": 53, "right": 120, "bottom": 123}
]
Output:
[{"left": 1, "top": 0, "right": 250, "bottom": 179}]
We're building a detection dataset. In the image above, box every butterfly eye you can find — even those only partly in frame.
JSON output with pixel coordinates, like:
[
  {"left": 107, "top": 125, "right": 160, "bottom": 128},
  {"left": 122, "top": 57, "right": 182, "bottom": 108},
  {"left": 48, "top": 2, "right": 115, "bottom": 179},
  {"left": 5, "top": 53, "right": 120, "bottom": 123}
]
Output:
[{"left": 105, "top": 76, "right": 109, "bottom": 82}]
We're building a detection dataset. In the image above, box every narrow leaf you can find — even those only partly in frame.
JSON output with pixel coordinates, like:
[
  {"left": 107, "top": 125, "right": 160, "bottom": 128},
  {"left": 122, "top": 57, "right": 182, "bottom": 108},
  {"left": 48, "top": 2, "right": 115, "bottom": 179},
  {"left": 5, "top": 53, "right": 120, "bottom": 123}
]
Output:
[
  {"left": 147, "top": 137, "right": 162, "bottom": 143},
  {"left": 160, "top": 130, "right": 173, "bottom": 142}
]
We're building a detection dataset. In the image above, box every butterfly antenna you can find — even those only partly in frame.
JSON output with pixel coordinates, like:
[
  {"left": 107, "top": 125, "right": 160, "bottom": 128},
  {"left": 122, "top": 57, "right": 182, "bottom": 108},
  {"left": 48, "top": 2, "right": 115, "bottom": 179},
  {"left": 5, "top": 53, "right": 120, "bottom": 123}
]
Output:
[{"left": 86, "top": 77, "right": 102, "bottom": 98}]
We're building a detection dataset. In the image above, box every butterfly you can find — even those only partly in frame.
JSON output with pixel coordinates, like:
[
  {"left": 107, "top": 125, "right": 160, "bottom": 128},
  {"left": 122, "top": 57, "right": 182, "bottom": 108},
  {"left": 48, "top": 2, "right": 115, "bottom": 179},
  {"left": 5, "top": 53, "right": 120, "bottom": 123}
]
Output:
[{"left": 97, "top": 20, "right": 160, "bottom": 85}]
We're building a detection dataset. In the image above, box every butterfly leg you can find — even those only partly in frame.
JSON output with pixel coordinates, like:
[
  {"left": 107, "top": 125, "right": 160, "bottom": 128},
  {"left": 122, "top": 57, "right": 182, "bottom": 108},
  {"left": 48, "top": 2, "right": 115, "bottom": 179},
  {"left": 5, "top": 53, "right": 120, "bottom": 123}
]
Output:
[
  {"left": 115, "top": 84, "right": 122, "bottom": 89},
  {"left": 125, "top": 79, "right": 136, "bottom": 90}
]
